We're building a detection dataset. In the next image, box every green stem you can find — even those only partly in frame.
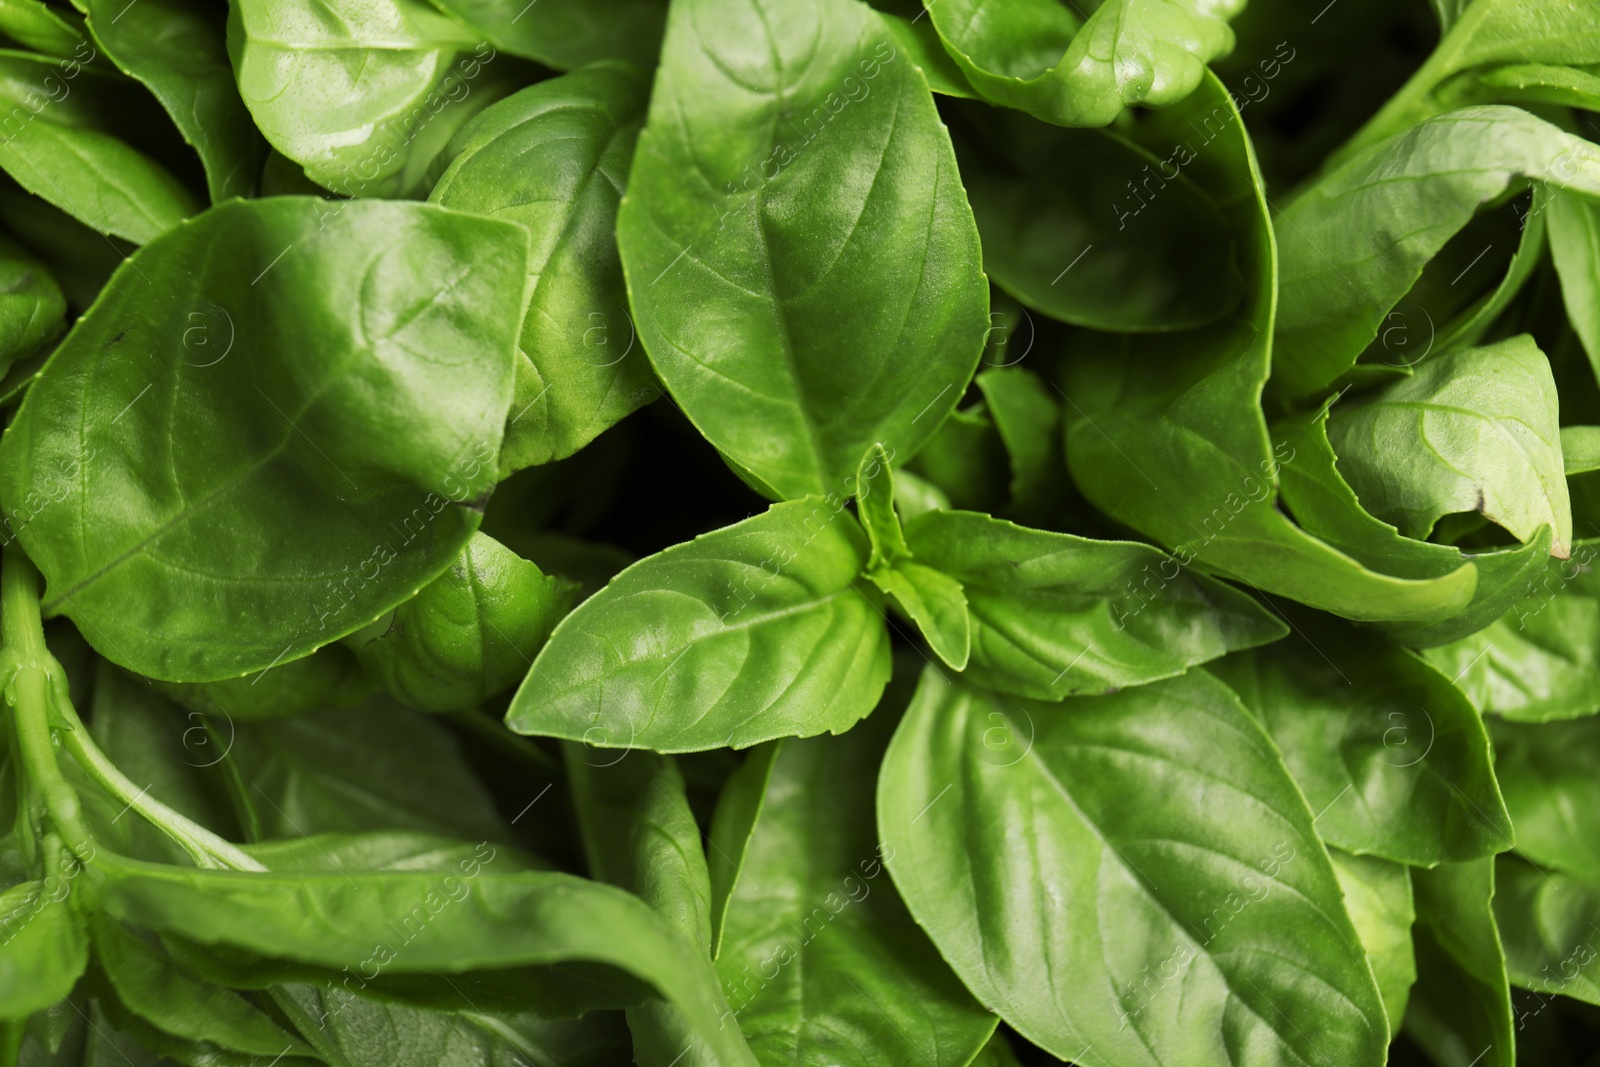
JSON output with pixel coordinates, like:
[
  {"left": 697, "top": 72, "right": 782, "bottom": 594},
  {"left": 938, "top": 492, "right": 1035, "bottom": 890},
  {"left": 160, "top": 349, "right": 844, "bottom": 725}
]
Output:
[{"left": 2, "top": 547, "right": 263, "bottom": 872}]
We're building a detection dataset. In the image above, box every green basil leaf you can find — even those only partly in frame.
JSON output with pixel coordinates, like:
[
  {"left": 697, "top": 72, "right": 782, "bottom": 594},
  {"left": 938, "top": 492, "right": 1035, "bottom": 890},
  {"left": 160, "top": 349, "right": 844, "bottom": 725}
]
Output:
[
  {"left": 0, "top": 179, "right": 128, "bottom": 312},
  {"left": 229, "top": 0, "right": 515, "bottom": 197},
  {"left": 89, "top": 913, "right": 311, "bottom": 1060},
  {"left": 1561, "top": 426, "right": 1600, "bottom": 475},
  {"left": 566, "top": 747, "right": 753, "bottom": 1067},
  {"left": 869, "top": 561, "right": 970, "bottom": 671},
  {"left": 874, "top": 8, "right": 975, "bottom": 98},
  {"left": 1496, "top": 855, "right": 1600, "bottom": 1010},
  {"left": 430, "top": 64, "right": 658, "bottom": 472},
  {"left": 0, "top": 51, "right": 199, "bottom": 243},
  {"left": 854, "top": 442, "right": 908, "bottom": 570},
  {"left": 231, "top": 700, "right": 510, "bottom": 843},
  {"left": 877, "top": 667, "right": 1387, "bottom": 1063},
  {"left": 1274, "top": 106, "right": 1600, "bottom": 402},
  {"left": 717, "top": 686, "right": 996, "bottom": 1064},
  {"left": 345, "top": 533, "right": 575, "bottom": 714},
  {"left": 94, "top": 858, "right": 757, "bottom": 1067},
  {"left": 507, "top": 497, "right": 891, "bottom": 752},
  {"left": 0, "top": 877, "right": 87, "bottom": 1019},
  {"left": 423, "top": 0, "right": 665, "bottom": 70},
  {"left": 1329, "top": 848, "right": 1416, "bottom": 1030},
  {"left": 616, "top": 0, "right": 988, "bottom": 500},
  {"left": 707, "top": 743, "right": 780, "bottom": 960},
  {"left": 903, "top": 402, "right": 1006, "bottom": 514},
  {"left": 0, "top": 0, "right": 87, "bottom": 57},
  {"left": 1325, "top": 336, "right": 1571, "bottom": 555},
  {"left": 1423, "top": 540, "right": 1600, "bottom": 721},
  {"left": 79, "top": 0, "right": 261, "bottom": 202},
  {"left": 903, "top": 509, "right": 1284, "bottom": 700},
  {"left": 923, "top": 0, "right": 1242, "bottom": 127},
  {"left": 0, "top": 229, "right": 64, "bottom": 379},
  {"left": 1061, "top": 73, "right": 1489, "bottom": 630},
  {"left": 952, "top": 102, "right": 1243, "bottom": 331},
  {"left": 0, "top": 198, "right": 526, "bottom": 681},
  {"left": 1551, "top": 188, "right": 1600, "bottom": 384},
  {"left": 1406, "top": 859, "right": 1516, "bottom": 1067},
  {"left": 1211, "top": 611, "right": 1513, "bottom": 866},
  {"left": 155, "top": 645, "right": 375, "bottom": 724},
  {"left": 1492, "top": 720, "right": 1600, "bottom": 882},
  {"left": 242, "top": 832, "right": 537, "bottom": 874}
]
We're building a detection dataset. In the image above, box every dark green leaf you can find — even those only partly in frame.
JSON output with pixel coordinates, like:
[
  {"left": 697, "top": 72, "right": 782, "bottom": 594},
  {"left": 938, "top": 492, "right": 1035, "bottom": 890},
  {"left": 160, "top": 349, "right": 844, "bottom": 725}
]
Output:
[
  {"left": 707, "top": 744, "right": 779, "bottom": 960},
  {"left": 1406, "top": 859, "right": 1516, "bottom": 1067},
  {"left": 0, "top": 230, "right": 64, "bottom": 379},
  {"left": 1492, "top": 719, "right": 1600, "bottom": 882}
]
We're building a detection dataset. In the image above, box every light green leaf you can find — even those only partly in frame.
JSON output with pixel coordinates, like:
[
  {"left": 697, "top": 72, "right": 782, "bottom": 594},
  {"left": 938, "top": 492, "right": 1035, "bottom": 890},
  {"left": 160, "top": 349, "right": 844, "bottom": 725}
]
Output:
[
  {"left": 80, "top": 0, "right": 262, "bottom": 201},
  {"left": 1211, "top": 610, "right": 1513, "bottom": 866},
  {"left": 1274, "top": 107, "right": 1600, "bottom": 401},
  {"left": 717, "top": 688, "right": 996, "bottom": 1065},
  {"left": 903, "top": 509, "right": 1285, "bottom": 700},
  {"left": 1492, "top": 719, "right": 1600, "bottom": 882},
  {"left": 708, "top": 743, "right": 780, "bottom": 960},
  {"left": 1551, "top": 188, "right": 1600, "bottom": 387},
  {"left": 923, "top": 0, "right": 1244, "bottom": 127},
  {"left": 508, "top": 497, "right": 891, "bottom": 752},
  {"left": 1422, "top": 540, "right": 1600, "bottom": 722},
  {"left": 616, "top": 0, "right": 988, "bottom": 500},
  {"left": 0, "top": 875, "right": 87, "bottom": 1020},
  {"left": 1561, "top": 426, "right": 1600, "bottom": 474},
  {"left": 878, "top": 667, "right": 1387, "bottom": 1063},
  {"left": 1406, "top": 859, "right": 1516, "bottom": 1067},
  {"left": 430, "top": 64, "right": 658, "bottom": 472},
  {"left": 854, "top": 442, "right": 908, "bottom": 570},
  {"left": 423, "top": 0, "right": 665, "bottom": 69},
  {"left": 0, "top": 50, "right": 199, "bottom": 243},
  {"left": 951, "top": 101, "right": 1243, "bottom": 331},
  {"left": 0, "top": 198, "right": 527, "bottom": 681},
  {"left": 1329, "top": 848, "right": 1416, "bottom": 1029},
  {"left": 0, "top": 0, "right": 87, "bottom": 57},
  {"left": 229, "top": 0, "right": 516, "bottom": 197},
  {"left": 345, "top": 533, "right": 575, "bottom": 714},
  {"left": 869, "top": 561, "right": 970, "bottom": 671},
  {"left": 1325, "top": 336, "right": 1571, "bottom": 555}
]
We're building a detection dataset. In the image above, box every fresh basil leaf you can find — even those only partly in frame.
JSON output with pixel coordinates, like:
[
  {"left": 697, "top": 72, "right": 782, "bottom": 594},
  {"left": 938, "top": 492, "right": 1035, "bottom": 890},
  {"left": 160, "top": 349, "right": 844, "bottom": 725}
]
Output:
[
  {"left": 1325, "top": 336, "right": 1571, "bottom": 555},
  {"left": 1061, "top": 73, "right": 1490, "bottom": 630},
  {"left": 0, "top": 198, "right": 527, "bottom": 681},
  {"left": 1550, "top": 188, "right": 1600, "bottom": 385},
  {"left": 923, "top": 0, "right": 1243, "bottom": 127},
  {"left": 430, "top": 64, "right": 658, "bottom": 472},
  {"left": 854, "top": 442, "right": 908, "bottom": 570},
  {"left": 951, "top": 102, "right": 1243, "bottom": 331},
  {"left": 78, "top": 0, "right": 261, "bottom": 202},
  {"left": 0, "top": 179, "right": 128, "bottom": 312},
  {"left": 507, "top": 497, "right": 891, "bottom": 752},
  {"left": 228, "top": 0, "right": 516, "bottom": 197},
  {"left": 0, "top": 877, "right": 87, "bottom": 1020},
  {"left": 1211, "top": 610, "right": 1513, "bottom": 866},
  {"left": 903, "top": 509, "right": 1284, "bottom": 700},
  {"left": 242, "top": 832, "right": 537, "bottom": 874},
  {"left": 1496, "top": 855, "right": 1600, "bottom": 1011},
  {"left": 0, "top": 0, "right": 87, "bottom": 57},
  {"left": 1329, "top": 848, "right": 1416, "bottom": 1030},
  {"left": 877, "top": 667, "right": 1387, "bottom": 1063},
  {"left": 1423, "top": 540, "right": 1600, "bottom": 722},
  {"left": 155, "top": 646, "right": 375, "bottom": 724},
  {"left": 903, "top": 402, "right": 1007, "bottom": 514},
  {"left": 0, "top": 50, "right": 199, "bottom": 243},
  {"left": 873, "top": 7, "right": 975, "bottom": 98},
  {"left": 0, "top": 229, "right": 64, "bottom": 379},
  {"left": 707, "top": 743, "right": 779, "bottom": 961},
  {"left": 89, "top": 913, "right": 312, "bottom": 1061},
  {"left": 1561, "top": 426, "right": 1600, "bottom": 475},
  {"left": 870, "top": 562, "right": 970, "bottom": 671},
  {"left": 1274, "top": 107, "right": 1600, "bottom": 402},
  {"left": 423, "top": 0, "right": 665, "bottom": 69},
  {"left": 1492, "top": 719, "right": 1600, "bottom": 882},
  {"left": 95, "top": 858, "right": 757, "bottom": 1066},
  {"left": 344, "top": 533, "right": 575, "bottom": 714},
  {"left": 615, "top": 0, "right": 988, "bottom": 500},
  {"left": 229, "top": 699, "right": 510, "bottom": 844},
  {"left": 717, "top": 685, "right": 996, "bottom": 1065},
  {"left": 1406, "top": 859, "right": 1516, "bottom": 1067}
]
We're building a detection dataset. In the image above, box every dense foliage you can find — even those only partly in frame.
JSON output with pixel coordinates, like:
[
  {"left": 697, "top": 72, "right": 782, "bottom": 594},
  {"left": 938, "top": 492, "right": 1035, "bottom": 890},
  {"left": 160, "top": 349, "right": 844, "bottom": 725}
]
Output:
[{"left": 1, "top": 0, "right": 1599, "bottom": 1063}]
